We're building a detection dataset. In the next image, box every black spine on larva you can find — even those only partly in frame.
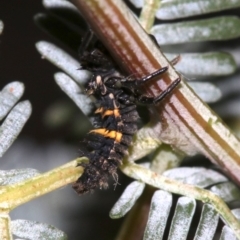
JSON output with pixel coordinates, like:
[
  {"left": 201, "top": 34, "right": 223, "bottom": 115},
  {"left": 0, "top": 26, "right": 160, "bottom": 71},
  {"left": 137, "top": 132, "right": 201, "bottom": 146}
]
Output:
[{"left": 72, "top": 35, "right": 139, "bottom": 195}]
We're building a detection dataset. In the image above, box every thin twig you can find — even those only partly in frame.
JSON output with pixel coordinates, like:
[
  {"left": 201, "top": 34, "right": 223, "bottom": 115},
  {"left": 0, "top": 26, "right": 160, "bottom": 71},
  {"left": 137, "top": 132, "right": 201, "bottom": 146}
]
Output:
[
  {"left": 139, "top": 0, "right": 160, "bottom": 32},
  {"left": 0, "top": 214, "right": 12, "bottom": 240},
  {"left": 0, "top": 158, "right": 84, "bottom": 211}
]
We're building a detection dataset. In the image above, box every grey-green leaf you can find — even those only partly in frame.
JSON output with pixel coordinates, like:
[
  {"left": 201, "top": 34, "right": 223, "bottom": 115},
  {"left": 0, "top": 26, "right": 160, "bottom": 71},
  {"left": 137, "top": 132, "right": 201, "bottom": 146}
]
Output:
[
  {"left": 36, "top": 41, "right": 90, "bottom": 85},
  {"left": 54, "top": 72, "right": 93, "bottom": 115},
  {"left": 0, "top": 169, "right": 40, "bottom": 185},
  {"left": 43, "top": 0, "right": 77, "bottom": 10},
  {"left": 168, "top": 197, "right": 196, "bottom": 240},
  {"left": 11, "top": 219, "right": 67, "bottom": 240},
  {"left": 194, "top": 204, "right": 219, "bottom": 240},
  {"left": 0, "top": 20, "right": 3, "bottom": 34},
  {"left": 128, "top": 0, "right": 240, "bottom": 20},
  {"left": 232, "top": 209, "right": 240, "bottom": 221},
  {"left": 0, "top": 82, "right": 25, "bottom": 120},
  {"left": 156, "top": 0, "right": 240, "bottom": 20},
  {"left": 163, "top": 167, "right": 228, "bottom": 188},
  {"left": 220, "top": 226, "right": 238, "bottom": 240},
  {"left": 128, "top": 0, "right": 143, "bottom": 8},
  {"left": 143, "top": 190, "right": 172, "bottom": 240},
  {"left": 210, "top": 182, "right": 240, "bottom": 203},
  {"left": 166, "top": 52, "right": 237, "bottom": 76},
  {"left": 151, "top": 17, "right": 240, "bottom": 45},
  {"left": 188, "top": 82, "right": 222, "bottom": 103},
  {"left": 109, "top": 181, "right": 145, "bottom": 218},
  {"left": 0, "top": 101, "right": 32, "bottom": 157}
]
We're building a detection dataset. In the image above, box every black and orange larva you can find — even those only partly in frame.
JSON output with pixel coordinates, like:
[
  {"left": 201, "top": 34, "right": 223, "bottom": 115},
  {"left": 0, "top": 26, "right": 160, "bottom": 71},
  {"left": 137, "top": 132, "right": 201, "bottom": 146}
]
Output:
[{"left": 72, "top": 30, "right": 180, "bottom": 195}]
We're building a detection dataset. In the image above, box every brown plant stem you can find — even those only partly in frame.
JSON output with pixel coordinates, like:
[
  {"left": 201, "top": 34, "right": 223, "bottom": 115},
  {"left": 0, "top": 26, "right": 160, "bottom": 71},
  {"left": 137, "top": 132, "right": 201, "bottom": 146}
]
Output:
[{"left": 70, "top": 0, "right": 240, "bottom": 185}]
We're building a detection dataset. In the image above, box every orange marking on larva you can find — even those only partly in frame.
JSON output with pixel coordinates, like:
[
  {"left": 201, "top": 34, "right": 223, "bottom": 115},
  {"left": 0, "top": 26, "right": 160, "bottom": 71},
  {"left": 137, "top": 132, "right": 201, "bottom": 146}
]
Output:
[
  {"left": 102, "top": 109, "right": 120, "bottom": 118},
  {"left": 95, "top": 108, "right": 120, "bottom": 118},
  {"left": 90, "top": 128, "right": 107, "bottom": 136},
  {"left": 95, "top": 107, "right": 104, "bottom": 114},
  {"left": 115, "top": 132, "right": 123, "bottom": 143},
  {"left": 102, "top": 110, "right": 113, "bottom": 117},
  {"left": 90, "top": 128, "right": 122, "bottom": 142},
  {"left": 113, "top": 109, "right": 120, "bottom": 118}
]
